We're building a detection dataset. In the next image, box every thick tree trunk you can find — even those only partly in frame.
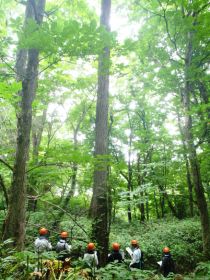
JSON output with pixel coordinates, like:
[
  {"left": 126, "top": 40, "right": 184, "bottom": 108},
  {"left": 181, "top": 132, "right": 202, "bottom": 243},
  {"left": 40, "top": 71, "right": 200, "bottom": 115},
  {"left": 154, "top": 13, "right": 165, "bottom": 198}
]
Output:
[
  {"left": 3, "top": 0, "right": 46, "bottom": 250},
  {"left": 177, "top": 113, "right": 194, "bottom": 216},
  {"left": 182, "top": 31, "right": 210, "bottom": 259},
  {"left": 91, "top": 0, "right": 111, "bottom": 267}
]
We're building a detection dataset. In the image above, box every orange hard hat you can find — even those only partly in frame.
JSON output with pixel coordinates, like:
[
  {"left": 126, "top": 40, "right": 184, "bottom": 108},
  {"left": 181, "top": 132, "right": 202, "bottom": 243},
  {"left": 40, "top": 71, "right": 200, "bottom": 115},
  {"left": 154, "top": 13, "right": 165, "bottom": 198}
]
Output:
[
  {"left": 39, "top": 227, "right": 48, "bottom": 235},
  {"left": 87, "top": 243, "right": 95, "bottom": 250},
  {"left": 131, "top": 239, "right": 138, "bottom": 245},
  {"left": 163, "top": 247, "right": 170, "bottom": 253},
  {"left": 60, "top": 231, "right": 68, "bottom": 238},
  {"left": 112, "top": 242, "right": 120, "bottom": 250}
]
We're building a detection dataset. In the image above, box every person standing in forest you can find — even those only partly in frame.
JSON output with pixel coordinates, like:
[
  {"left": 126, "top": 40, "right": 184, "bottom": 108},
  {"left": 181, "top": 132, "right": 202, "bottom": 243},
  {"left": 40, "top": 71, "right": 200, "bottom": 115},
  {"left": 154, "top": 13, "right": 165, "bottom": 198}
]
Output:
[
  {"left": 126, "top": 240, "right": 142, "bottom": 269},
  {"left": 159, "top": 247, "right": 175, "bottom": 277},
  {"left": 34, "top": 227, "right": 52, "bottom": 253},
  {"left": 108, "top": 242, "right": 124, "bottom": 263},
  {"left": 55, "top": 231, "right": 72, "bottom": 261},
  {"left": 83, "top": 243, "right": 99, "bottom": 268}
]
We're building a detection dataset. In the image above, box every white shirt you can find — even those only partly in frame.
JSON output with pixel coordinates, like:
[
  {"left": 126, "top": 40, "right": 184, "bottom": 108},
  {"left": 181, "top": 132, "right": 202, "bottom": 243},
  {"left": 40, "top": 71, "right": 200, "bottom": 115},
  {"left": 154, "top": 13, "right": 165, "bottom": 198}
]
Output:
[
  {"left": 34, "top": 237, "right": 52, "bottom": 253},
  {"left": 83, "top": 251, "right": 99, "bottom": 267},
  {"left": 130, "top": 248, "right": 141, "bottom": 266}
]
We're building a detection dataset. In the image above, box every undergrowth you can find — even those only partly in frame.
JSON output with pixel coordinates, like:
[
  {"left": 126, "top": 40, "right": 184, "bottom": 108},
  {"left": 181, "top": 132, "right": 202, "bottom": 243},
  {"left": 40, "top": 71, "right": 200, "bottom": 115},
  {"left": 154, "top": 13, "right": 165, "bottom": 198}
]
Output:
[{"left": 0, "top": 218, "right": 208, "bottom": 279}]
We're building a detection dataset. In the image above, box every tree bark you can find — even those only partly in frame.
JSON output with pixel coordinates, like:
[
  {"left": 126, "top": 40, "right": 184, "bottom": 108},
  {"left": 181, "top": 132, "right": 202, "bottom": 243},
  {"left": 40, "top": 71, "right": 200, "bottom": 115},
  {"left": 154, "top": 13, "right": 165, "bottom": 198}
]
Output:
[
  {"left": 0, "top": 174, "right": 9, "bottom": 208},
  {"left": 127, "top": 125, "right": 133, "bottom": 223},
  {"left": 154, "top": 191, "right": 160, "bottom": 219},
  {"left": 3, "top": 0, "right": 46, "bottom": 250},
  {"left": 137, "top": 154, "right": 145, "bottom": 222},
  {"left": 32, "top": 108, "right": 47, "bottom": 163},
  {"left": 182, "top": 30, "right": 210, "bottom": 259},
  {"left": 27, "top": 108, "right": 47, "bottom": 211},
  {"left": 177, "top": 113, "right": 194, "bottom": 217},
  {"left": 91, "top": 0, "right": 111, "bottom": 267},
  {"left": 197, "top": 81, "right": 210, "bottom": 144}
]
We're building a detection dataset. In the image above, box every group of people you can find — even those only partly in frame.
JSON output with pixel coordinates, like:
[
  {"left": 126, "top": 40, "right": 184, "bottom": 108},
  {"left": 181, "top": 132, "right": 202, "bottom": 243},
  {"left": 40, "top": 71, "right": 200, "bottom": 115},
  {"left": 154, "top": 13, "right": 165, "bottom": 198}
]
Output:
[{"left": 34, "top": 227, "right": 175, "bottom": 277}]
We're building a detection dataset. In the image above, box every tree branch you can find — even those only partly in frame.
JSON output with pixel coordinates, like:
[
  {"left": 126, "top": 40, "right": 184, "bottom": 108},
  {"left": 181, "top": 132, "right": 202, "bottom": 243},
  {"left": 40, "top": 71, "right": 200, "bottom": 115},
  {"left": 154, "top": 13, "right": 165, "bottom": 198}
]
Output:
[
  {"left": 0, "top": 158, "right": 13, "bottom": 171},
  {"left": 0, "top": 175, "right": 9, "bottom": 208},
  {"left": 26, "top": 162, "right": 72, "bottom": 173},
  {"left": 156, "top": 0, "right": 185, "bottom": 61},
  {"left": 39, "top": 198, "right": 89, "bottom": 236},
  {"left": 196, "top": 2, "right": 210, "bottom": 15},
  {"left": 137, "top": 2, "right": 164, "bottom": 18}
]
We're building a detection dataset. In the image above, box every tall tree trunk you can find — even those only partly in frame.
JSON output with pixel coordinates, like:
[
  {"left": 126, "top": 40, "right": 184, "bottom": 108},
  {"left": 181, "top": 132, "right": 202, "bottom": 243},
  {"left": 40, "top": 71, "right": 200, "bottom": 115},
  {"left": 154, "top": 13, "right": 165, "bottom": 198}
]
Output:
[
  {"left": 27, "top": 108, "right": 47, "bottom": 211},
  {"left": 160, "top": 192, "right": 165, "bottom": 218},
  {"left": 154, "top": 191, "right": 160, "bottom": 219},
  {"left": 0, "top": 174, "right": 9, "bottom": 208},
  {"left": 127, "top": 128, "right": 133, "bottom": 223},
  {"left": 32, "top": 108, "right": 47, "bottom": 163},
  {"left": 182, "top": 30, "right": 210, "bottom": 259},
  {"left": 3, "top": 0, "right": 46, "bottom": 250},
  {"left": 145, "top": 191, "right": 149, "bottom": 221},
  {"left": 91, "top": 0, "right": 111, "bottom": 267},
  {"left": 177, "top": 113, "right": 194, "bottom": 217},
  {"left": 197, "top": 81, "right": 210, "bottom": 144},
  {"left": 137, "top": 154, "right": 145, "bottom": 222}
]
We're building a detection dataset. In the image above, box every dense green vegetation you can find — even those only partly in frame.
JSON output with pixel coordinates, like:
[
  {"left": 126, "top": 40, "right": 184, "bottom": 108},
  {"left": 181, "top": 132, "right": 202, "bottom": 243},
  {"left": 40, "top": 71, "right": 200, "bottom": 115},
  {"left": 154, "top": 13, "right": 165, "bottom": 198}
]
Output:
[
  {"left": 0, "top": 218, "right": 210, "bottom": 279},
  {"left": 0, "top": 0, "right": 209, "bottom": 279}
]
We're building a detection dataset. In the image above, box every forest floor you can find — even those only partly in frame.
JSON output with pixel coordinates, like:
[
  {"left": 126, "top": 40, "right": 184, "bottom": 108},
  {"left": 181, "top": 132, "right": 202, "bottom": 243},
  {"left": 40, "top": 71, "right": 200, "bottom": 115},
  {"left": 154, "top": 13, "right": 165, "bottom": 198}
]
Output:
[{"left": 0, "top": 216, "right": 209, "bottom": 279}]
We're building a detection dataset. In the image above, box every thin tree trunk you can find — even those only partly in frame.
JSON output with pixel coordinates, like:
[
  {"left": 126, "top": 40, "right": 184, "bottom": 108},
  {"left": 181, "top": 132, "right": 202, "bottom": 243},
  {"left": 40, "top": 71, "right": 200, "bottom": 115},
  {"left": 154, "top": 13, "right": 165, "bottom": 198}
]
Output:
[
  {"left": 0, "top": 175, "right": 9, "bottom": 208},
  {"left": 91, "top": 0, "right": 111, "bottom": 267},
  {"left": 127, "top": 129, "right": 133, "bottom": 223},
  {"left": 197, "top": 81, "right": 210, "bottom": 144},
  {"left": 160, "top": 193, "right": 165, "bottom": 218},
  {"left": 3, "top": 0, "right": 46, "bottom": 250},
  {"left": 154, "top": 191, "right": 160, "bottom": 219},
  {"left": 145, "top": 191, "right": 149, "bottom": 221},
  {"left": 27, "top": 108, "right": 47, "bottom": 211},
  {"left": 32, "top": 108, "right": 47, "bottom": 163},
  {"left": 137, "top": 154, "right": 145, "bottom": 222}
]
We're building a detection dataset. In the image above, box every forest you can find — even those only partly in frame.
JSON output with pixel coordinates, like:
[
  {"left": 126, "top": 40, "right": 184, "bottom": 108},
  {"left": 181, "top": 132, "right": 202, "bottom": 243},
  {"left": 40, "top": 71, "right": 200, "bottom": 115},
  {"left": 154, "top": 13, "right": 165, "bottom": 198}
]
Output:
[{"left": 0, "top": 0, "right": 209, "bottom": 279}]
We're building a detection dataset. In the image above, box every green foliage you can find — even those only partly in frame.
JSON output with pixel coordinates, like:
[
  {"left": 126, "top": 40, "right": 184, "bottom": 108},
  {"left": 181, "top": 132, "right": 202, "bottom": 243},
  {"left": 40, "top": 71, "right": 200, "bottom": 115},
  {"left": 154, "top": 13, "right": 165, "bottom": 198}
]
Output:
[
  {"left": 98, "top": 263, "right": 158, "bottom": 279},
  {"left": 110, "top": 218, "right": 202, "bottom": 273},
  {"left": 0, "top": 239, "right": 36, "bottom": 280},
  {"left": 18, "top": 18, "right": 116, "bottom": 58},
  {"left": 0, "top": 81, "right": 21, "bottom": 103},
  {"left": 194, "top": 261, "right": 210, "bottom": 278}
]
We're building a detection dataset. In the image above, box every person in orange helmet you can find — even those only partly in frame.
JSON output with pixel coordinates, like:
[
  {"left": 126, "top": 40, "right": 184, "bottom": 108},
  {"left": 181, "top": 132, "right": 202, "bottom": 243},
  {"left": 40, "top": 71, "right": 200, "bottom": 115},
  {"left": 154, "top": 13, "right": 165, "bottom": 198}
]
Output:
[
  {"left": 55, "top": 231, "right": 72, "bottom": 261},
  {"left": 34, "top": 227, "right": 52, "bottom": 253},
  {"left": 126, "top": 240, "right": 142, "bottom": 269},
  {"left": 83, "top": 243, "right": 98, "bottom": 268},
  {"left": 108, "top": 242, "right": 124, "bottom": 263},
  {"left": 159, "top": 247, "right": 175, "bottom": 277}
]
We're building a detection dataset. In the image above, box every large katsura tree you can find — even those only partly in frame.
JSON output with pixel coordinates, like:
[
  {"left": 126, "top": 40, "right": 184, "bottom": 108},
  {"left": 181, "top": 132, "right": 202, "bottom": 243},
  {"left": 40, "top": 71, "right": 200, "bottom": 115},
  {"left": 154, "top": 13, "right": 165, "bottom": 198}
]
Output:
[
  {"left": 3, "top": 0, "right": 46, "bottom": 249},
  {"left": 91, "top": 0, "right": 111, "bottom": 267}
]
